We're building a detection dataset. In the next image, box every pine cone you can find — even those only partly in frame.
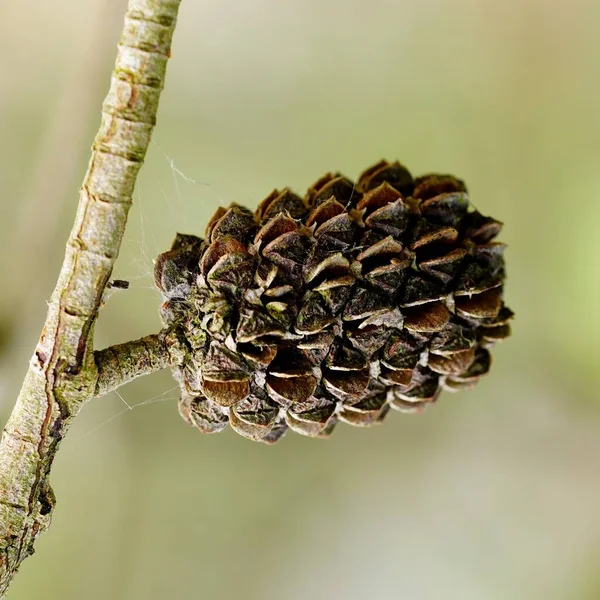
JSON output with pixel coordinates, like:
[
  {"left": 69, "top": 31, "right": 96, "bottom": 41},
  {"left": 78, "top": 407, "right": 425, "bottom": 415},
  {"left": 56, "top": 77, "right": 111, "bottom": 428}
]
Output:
[{"left": 155, "top": 160, "right": 513, "bottom": 443}]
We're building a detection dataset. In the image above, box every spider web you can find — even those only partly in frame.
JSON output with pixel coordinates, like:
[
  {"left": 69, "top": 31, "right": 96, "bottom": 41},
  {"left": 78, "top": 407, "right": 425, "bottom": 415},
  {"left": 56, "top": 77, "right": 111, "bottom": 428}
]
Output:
[{"left": 75, "top": 140, "right": 222, "bottom": 441}]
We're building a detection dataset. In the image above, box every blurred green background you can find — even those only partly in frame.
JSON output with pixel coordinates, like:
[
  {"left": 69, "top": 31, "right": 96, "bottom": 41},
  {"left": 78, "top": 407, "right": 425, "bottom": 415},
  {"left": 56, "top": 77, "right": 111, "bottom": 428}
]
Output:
[{"left": 1, "top": 0, "right": 599, "bottom": 598}]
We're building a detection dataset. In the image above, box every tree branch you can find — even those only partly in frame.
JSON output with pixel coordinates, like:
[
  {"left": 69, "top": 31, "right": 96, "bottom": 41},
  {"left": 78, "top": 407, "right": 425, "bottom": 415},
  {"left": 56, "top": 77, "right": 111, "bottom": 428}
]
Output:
[
  {"left": 94, "top": 328, "right": 186, "bottom": 398},
  {"left": 0, "top": 0, "right": 182, "bottom": 595}
]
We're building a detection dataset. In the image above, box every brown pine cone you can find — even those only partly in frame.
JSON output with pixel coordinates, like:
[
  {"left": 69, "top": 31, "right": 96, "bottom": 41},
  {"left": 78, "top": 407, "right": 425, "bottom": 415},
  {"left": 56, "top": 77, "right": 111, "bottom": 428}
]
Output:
[{"left": 155, "top": 160, "right": 513, "bottom": 443}]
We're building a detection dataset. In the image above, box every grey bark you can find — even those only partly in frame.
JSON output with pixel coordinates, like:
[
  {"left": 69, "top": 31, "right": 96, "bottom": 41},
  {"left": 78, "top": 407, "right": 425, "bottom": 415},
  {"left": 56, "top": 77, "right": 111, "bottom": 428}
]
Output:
[{"left": 0, "top": 0, "right": 184, "bottom": 594}]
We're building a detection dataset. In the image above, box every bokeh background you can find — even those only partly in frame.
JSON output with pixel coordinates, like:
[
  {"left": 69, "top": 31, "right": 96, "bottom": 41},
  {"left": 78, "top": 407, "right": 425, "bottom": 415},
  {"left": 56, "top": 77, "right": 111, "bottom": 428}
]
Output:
[{"left": 1, "top": 0, "right": 599, "bottom": 598}]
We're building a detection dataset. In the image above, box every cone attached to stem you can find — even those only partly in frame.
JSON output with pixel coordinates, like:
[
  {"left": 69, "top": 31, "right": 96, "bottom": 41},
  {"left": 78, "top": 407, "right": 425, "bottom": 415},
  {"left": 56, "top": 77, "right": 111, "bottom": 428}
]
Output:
[{"left": 155, "top": 160, "right": 513, "bottom": 443}]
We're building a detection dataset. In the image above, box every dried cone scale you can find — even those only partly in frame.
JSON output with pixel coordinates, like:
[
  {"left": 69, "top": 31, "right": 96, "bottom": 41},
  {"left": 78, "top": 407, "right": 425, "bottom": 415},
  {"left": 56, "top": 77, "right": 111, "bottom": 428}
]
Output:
[{"left": 155, "top": 160, "right": 513, "bottom": 443}]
